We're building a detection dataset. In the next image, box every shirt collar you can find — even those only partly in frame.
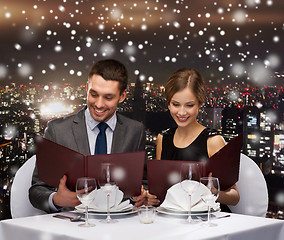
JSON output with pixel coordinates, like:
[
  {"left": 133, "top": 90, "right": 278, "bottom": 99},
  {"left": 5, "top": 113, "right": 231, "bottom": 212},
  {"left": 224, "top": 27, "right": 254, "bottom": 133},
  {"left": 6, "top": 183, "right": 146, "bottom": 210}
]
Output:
[{"left": 85, "top": 108, "right": 116, "bottom": 131}]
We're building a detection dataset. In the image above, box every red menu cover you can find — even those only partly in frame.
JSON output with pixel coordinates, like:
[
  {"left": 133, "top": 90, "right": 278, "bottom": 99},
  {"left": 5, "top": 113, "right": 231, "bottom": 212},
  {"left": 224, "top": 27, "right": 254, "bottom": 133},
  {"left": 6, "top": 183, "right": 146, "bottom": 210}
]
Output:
[
  {"left": 147, "top": 133, "right": 243, "bottom": 202},
  {"left": 35, "top": 136, "right": 145, "bottom": 197}
]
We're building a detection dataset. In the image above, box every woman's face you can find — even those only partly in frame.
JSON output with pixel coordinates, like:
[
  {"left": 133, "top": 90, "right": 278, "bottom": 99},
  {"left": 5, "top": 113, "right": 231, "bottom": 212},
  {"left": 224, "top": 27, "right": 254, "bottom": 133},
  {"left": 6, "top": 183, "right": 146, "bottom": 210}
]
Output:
[{"left": 168, "top": 87, "right": 200, "bottom": 128}]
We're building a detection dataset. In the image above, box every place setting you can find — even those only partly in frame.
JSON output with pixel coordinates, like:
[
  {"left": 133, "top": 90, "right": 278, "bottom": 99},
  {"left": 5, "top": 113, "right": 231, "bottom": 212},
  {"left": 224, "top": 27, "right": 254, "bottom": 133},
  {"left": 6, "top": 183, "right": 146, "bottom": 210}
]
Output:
[
  {"left": 75, "top": 184, "right": 136, "bottom": 216},
  {"left": 156, "top": 163, "right": 222, "bottom": 226},
  {"left": 74, "top": 163, "right": 137, "bottom": 226}
]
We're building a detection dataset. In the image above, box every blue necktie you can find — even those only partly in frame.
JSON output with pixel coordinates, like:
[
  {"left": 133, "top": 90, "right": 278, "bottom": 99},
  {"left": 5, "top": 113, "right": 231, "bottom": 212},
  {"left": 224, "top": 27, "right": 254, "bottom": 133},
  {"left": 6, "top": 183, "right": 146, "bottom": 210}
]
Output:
[{"left": 95, "top": 122, "right": 108, "bottom": 154}]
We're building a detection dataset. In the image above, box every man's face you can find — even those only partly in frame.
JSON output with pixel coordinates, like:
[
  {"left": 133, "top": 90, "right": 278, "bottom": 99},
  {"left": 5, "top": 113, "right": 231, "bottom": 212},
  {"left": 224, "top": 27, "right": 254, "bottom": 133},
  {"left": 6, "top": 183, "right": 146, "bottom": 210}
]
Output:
[{"left": 86, "top": 74, "right": 126, "bottom": 122}]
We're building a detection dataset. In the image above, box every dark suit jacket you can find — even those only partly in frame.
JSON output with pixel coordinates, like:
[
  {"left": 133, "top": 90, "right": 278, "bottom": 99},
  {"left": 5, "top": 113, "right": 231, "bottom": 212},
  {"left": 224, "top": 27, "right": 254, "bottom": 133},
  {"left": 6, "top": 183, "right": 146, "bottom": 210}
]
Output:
[{"left": 29, "top": 107, "right": 145, "bottom": 213}]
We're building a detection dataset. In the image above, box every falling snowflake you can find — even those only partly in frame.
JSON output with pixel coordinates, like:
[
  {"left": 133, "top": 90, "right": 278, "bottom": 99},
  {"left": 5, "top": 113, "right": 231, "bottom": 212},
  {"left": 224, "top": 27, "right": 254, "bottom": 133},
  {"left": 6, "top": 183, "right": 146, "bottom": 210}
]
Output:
[
  {"left": 231, "top": 63, "right": 245, "bottom": 77},
  {"left": 5, "top": 12, "right": 11, "bottom": 18},
  {"left": 0, "top": 64, "right": 8, "bottom": 78},
  {"left": 249, "top": 62, "right": 272, "bottom": 85},
  {"left": 54, "top": 45, "right": 62, "bottom": 52},
  {"left": 100, "top": 42, "right": 115, "bottom": 56},
  {"left": 17, "top": 63, "right": 32, "bottom": 77},
  {"left": 232, "top": 10, "right": 247, "bottom": 24},
  {"left": 58, "top": 5, "right": 66, "bottom": 12},
  {"left": 14, "top": 43, "right": 22, "bottom": 51},
  {"left": 49, "top": 64, "right": 56, "bottom": 70},
  {"left": 264, "top": 54, "right": 281, "bottom": 68}
]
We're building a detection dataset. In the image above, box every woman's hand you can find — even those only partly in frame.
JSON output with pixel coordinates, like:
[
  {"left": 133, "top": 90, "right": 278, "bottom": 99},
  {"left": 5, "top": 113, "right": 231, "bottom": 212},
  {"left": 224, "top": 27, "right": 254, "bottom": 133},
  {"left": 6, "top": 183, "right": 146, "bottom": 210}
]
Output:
[
  {"left": 132, "top": 187, "right": 147, "bottom": 207},
  {"left": 208, "top": 172, "right": 240, "bottom": 205},
  {"left": 145, "top": 191, "right": 160, "bottom": 206},
  {"left": 131, "top": 186, "right": 160, "bottom": 207}
]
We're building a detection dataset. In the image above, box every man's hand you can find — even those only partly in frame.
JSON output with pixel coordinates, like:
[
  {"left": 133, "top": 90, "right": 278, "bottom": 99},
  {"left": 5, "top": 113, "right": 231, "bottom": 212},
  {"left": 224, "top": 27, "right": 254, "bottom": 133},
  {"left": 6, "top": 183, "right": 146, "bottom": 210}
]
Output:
[{"left": 52, "top": 175, "right": 81, "bottom": 207}]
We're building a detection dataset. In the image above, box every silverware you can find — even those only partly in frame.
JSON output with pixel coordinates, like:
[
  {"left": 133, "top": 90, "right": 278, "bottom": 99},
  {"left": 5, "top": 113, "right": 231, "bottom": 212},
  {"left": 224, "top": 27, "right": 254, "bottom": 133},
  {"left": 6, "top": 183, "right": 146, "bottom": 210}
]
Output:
[
  {"left": 196, "top": 216, "right": 207, "bottom": 221},
  {"left": 197, "top": 214, "right": 230, "bottom": 221},
  {"left": 216, "top": 214, "right": 231, "bottom": 219},
  {"left": 53, "top": 214, "right": 84, "bottom": 222}
]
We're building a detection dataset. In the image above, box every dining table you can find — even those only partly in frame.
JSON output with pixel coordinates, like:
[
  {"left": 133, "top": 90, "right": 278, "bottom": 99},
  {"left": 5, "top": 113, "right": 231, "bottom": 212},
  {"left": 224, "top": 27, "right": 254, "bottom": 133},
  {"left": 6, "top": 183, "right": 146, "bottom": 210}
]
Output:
[{"left": 1, "top": 210, "right": 284, "bottom": 240}]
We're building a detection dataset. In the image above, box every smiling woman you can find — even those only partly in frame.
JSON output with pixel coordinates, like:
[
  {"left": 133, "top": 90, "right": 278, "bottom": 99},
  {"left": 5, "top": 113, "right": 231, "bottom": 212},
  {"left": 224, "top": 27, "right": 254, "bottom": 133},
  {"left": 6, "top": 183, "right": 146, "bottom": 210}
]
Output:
[{"left": 155, "top": 68, "right": 240, "bottom": 211}]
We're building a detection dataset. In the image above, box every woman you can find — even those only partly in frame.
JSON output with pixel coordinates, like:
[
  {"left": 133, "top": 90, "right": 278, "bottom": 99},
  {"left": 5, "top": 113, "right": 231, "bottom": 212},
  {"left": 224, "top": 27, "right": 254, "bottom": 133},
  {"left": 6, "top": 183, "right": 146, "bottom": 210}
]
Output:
[{"left": 155, "top": 68, "right": 239, "bottom": 210}]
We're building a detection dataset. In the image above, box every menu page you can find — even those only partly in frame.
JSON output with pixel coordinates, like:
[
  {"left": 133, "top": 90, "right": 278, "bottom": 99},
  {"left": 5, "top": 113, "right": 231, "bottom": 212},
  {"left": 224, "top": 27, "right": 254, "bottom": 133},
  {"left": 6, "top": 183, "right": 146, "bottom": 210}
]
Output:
[{"left": 35, "top": 135, "right": 145, "bottom": 195}]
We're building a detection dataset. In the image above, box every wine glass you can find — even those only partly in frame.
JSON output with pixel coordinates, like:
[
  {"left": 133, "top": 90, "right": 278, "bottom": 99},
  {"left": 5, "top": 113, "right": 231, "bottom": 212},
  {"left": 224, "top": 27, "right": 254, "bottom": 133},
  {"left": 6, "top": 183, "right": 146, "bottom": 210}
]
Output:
[
  {"left": 180, "top": 162, "right": 201, "bottom": 223},
  {"left": 200, "top": 177, "right": 220, "bottom": 227},
  {"left": 99, "top": 163, "right": 118, "bottom": 224},
  {"left": 76, "top": 177, "right": 97, "bottom": 227}
]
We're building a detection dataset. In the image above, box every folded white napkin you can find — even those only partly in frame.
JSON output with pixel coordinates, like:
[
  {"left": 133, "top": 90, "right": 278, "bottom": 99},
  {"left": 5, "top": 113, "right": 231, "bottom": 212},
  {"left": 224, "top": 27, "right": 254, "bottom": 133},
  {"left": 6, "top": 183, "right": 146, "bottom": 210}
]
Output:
[
  {"left": 160, "top": 180, "right": 220, "bottom": 212},
  {"left": 77, "top": 188, "right": 132, "bottom": 212},
  {"left": 92, "top": 187, "right": 123, "bottom": 209}
]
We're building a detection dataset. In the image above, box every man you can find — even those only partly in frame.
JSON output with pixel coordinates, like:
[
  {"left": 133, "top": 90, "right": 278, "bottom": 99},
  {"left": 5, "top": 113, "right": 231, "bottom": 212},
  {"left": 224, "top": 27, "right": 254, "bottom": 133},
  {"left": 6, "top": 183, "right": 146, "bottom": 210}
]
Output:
[{"left": 29, "top": 59, "right": 149, "bottom": 213}]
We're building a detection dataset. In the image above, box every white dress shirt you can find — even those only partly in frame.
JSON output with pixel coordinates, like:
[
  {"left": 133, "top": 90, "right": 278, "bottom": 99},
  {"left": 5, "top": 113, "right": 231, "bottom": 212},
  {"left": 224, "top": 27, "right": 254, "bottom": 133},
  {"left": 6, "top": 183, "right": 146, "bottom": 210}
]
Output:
[{"left": 84, "top": 107, "right": 116, "bottom": 154}]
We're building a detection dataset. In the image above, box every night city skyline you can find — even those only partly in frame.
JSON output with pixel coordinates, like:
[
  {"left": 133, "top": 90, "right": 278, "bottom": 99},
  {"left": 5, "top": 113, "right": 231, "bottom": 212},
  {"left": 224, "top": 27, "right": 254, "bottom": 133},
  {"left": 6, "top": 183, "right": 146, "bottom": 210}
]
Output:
[{"left": 1, "top": 81, "right": 284, "bottom": 219}]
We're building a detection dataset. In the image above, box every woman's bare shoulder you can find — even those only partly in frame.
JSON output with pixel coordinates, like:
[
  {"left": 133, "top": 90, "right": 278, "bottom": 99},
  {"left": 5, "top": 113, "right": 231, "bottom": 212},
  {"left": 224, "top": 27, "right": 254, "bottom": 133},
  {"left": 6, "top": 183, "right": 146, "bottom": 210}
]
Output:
[{"left": 207, "top": 135, "right": 226, "bottom": 157}]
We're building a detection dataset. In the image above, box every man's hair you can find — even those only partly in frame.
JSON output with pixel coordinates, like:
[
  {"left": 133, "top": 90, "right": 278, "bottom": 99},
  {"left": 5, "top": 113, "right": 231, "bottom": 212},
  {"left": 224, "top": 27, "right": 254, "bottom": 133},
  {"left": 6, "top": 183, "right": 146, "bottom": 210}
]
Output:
[{"left": 88, "top": 59, "right": 128, "bottom": 93}]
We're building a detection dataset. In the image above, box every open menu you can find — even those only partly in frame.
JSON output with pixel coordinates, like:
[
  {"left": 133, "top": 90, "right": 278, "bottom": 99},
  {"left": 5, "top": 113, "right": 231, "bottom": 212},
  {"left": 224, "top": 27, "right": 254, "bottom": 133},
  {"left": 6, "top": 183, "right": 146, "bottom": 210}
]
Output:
[
  {"left": 35, "top": 136, "right": 145, "bottom": 197},
  {"left": 147, "top": 133, "right": 243, "bottom": 202}
]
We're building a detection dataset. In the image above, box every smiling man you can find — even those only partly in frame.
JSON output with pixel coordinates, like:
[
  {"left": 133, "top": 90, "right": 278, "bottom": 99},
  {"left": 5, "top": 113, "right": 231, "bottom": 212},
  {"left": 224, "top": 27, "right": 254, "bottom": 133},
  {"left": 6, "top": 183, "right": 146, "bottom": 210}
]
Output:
[{"left": 29, "top": 59, "right": 148, "bottom": 213}]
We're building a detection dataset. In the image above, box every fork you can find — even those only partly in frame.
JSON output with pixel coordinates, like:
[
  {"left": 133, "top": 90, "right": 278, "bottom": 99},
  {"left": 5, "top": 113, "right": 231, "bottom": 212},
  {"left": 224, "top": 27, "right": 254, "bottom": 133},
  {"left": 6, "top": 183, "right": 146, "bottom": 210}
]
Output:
[
  {"left": 53, "top": 214, "right": 84, "bottom": 222},
  {"left": 197, "top": 214, "right": 230, "bottom": 221}
]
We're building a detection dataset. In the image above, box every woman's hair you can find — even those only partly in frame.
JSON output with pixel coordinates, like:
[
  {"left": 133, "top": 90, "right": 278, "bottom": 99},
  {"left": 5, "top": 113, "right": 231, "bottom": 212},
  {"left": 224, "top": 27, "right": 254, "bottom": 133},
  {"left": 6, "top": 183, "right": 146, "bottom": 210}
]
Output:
[{"left": 165, "top": 68, "right": 206, "bottom": 106}]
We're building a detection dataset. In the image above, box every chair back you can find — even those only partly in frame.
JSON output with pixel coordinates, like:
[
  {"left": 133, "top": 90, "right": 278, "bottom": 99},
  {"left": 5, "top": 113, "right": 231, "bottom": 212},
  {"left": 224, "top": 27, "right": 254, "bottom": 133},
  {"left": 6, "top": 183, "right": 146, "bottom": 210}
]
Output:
[
  {"left": 10, "top": 155, "right": 45, "bottom": 218},
  {"left": 228, "top": 153, "right": 268, "bottom": 217}
]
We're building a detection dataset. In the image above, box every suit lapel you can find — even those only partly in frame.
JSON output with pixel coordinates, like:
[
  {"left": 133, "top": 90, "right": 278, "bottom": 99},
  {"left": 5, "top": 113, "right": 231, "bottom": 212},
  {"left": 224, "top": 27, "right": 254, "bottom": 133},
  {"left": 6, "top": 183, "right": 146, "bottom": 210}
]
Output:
[
  {"left": 72, "top": 107, "right": 91, "bottom": 155},
  {"left": 111, "top": 114, "right": 125, "bottom": 153}
]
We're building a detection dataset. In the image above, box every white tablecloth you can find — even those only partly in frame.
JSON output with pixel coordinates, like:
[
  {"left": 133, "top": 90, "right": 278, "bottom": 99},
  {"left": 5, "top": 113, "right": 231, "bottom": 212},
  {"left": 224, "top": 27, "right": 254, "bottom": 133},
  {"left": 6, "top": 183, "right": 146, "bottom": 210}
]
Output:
[{"left": 1, "top": 212, "right": 284, "bottom": 240}]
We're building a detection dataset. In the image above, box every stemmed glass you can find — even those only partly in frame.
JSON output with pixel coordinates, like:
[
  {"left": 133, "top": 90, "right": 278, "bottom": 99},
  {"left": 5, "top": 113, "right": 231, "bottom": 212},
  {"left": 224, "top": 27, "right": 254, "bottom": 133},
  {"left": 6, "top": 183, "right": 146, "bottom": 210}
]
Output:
[
  {"left": 76, "top": 177, "right": 97, "bottom": 227},
  {"left": 200, "top": 177, "right": 220, "bottom": 227},
  {"left": 99, "top": 163, "right": 118, "bottom": 223},
  {"left": 180, "top": 162, "right": 201, "bottom": 223}
]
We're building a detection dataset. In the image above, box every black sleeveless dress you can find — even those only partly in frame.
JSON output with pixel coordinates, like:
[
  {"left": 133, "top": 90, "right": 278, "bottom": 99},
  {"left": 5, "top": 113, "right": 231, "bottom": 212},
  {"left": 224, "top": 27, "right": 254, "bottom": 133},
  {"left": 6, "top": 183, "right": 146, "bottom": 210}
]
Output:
[
  {"left": 161, "top": 127, "right": 220, "bottom": 162},
  {"left": 161, "top": 127, "right": 231, "bottom": 212}
]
